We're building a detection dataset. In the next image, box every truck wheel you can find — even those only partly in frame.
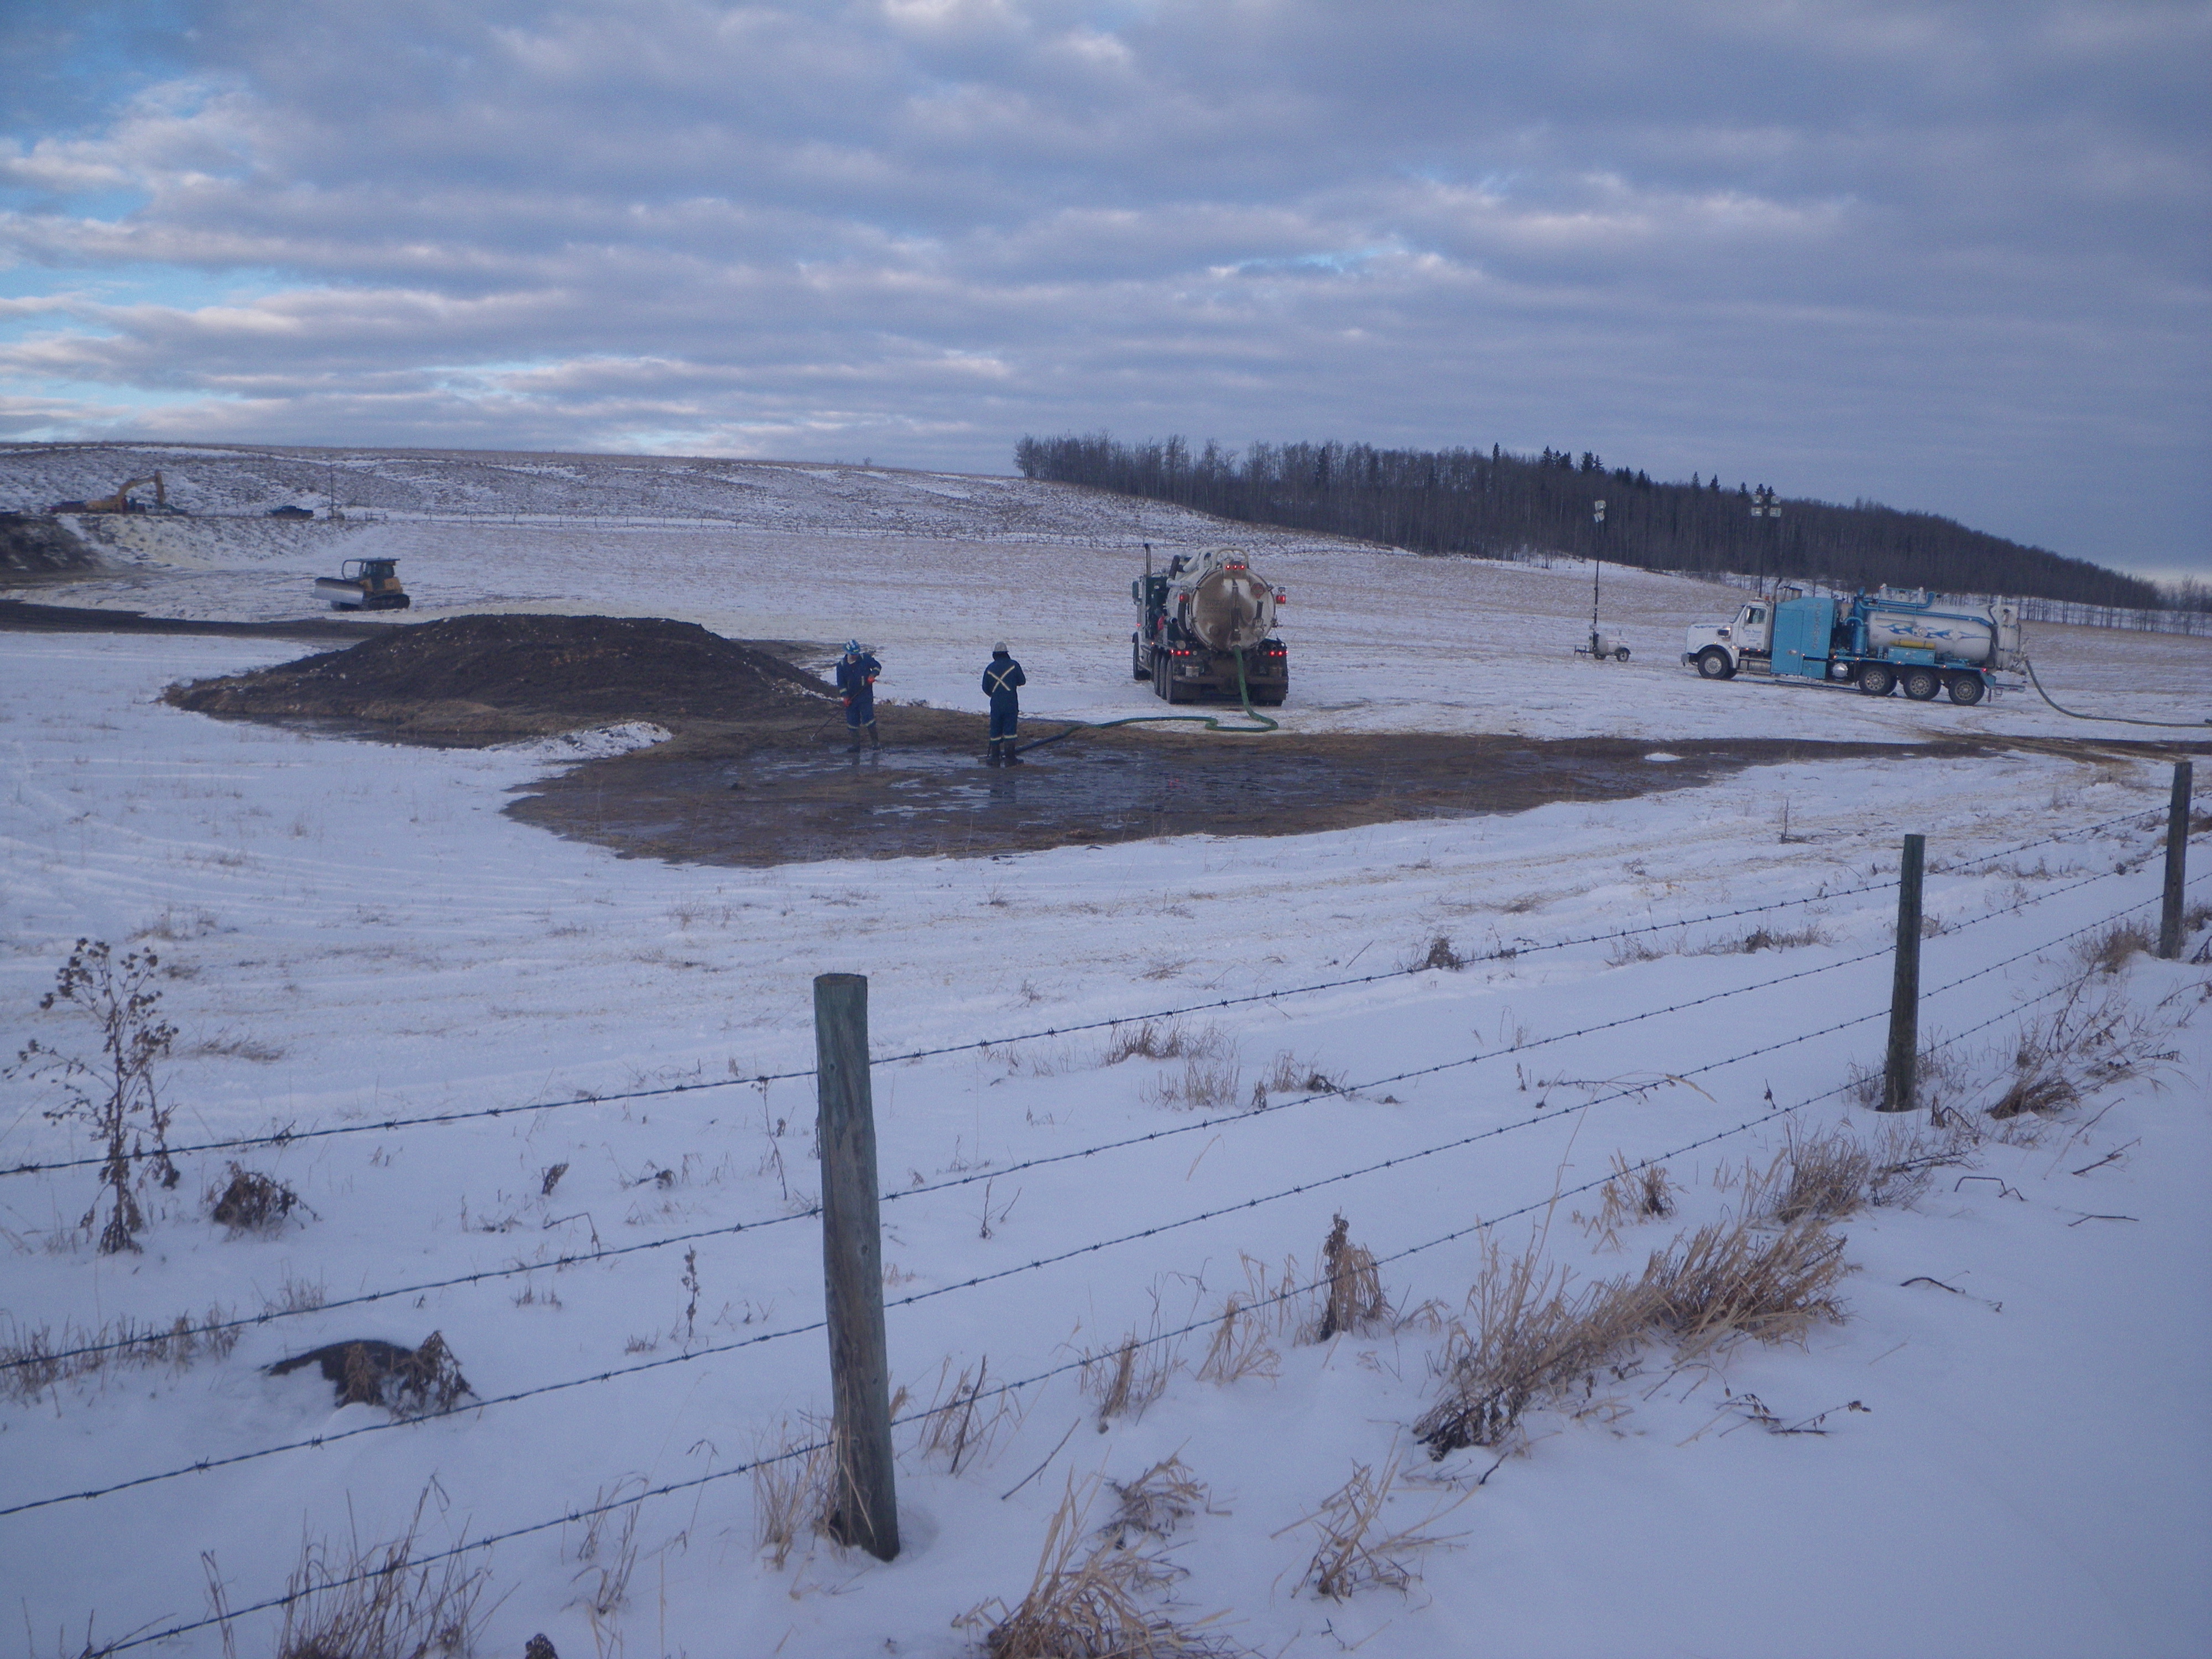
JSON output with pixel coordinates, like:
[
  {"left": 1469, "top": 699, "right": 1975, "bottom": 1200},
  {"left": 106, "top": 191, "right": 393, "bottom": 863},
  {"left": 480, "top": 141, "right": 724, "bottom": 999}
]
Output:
[
  {"left": 1165, "top": 669, "right": 1191, "bottom": 705},
  {"left": 1902, "top": 668, "right": 1940, "bottom": 701},
  {"left": 1150, "top": 653, "right": 1168, "bottom": 701},
  {"left": 1132, "top": 638, "right": 1149, "bottom": 681},
  {"left": 1946, "top": 673, "right": 1986, "bottom": 706},
  {"left": 1858, "top": 664, "right": 1896, "bottom": 697},
  {"left": 1695, "top": 648, "right": 1734, "bottom": 680},
  {"left": 1614, "top": 646, "right": 1631, "bottom": 662}
]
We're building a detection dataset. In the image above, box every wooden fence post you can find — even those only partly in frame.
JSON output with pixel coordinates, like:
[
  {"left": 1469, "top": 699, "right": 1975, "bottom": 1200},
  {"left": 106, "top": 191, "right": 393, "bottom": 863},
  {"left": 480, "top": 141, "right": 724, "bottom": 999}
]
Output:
[
  {"left": 1881, "top": 833, "right": 1924, "bottom": 1113},
  {"left": 2160, "top": 761, "right": 2194, "bottom": 960},
  {"left": 813, "top": 973, "right": 899, "bottom": 1561}
]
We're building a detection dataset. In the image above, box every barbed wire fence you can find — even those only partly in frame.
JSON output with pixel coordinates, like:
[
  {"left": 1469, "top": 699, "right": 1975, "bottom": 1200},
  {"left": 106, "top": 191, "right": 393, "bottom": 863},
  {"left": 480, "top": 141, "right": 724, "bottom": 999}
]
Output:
[{"left": 1, "top": 802, "right": 2200, "bottom": 1653}]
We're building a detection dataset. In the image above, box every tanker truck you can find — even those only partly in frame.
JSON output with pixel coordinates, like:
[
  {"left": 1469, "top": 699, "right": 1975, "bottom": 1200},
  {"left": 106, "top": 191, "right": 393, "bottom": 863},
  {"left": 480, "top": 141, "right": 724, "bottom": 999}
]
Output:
[
  {"left": 1131, "top": 545, "right": 1289, "bottom": 705},
  {"left": 1683, "top": 586, "right": 2021, "bottom": 705}
]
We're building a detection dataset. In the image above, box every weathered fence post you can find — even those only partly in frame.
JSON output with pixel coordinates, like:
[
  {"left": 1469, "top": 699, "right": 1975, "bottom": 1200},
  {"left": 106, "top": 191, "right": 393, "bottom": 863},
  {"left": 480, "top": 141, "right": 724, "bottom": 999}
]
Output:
[
  {"left": 1881, "top": 833, "right": 1925, "bottom": 1113},
  {"left": 813, "top": 973, "right": 899, "bottom": 1560},
  {"left": 2159, "top": 760, "right": 2194, "bottom": 961}
]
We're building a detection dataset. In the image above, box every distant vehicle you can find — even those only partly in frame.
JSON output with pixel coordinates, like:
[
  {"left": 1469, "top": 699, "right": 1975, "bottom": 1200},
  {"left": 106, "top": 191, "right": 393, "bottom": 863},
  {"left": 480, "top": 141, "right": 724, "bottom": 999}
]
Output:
[
  {"left": 1131, "top": 545, "right": 1288, "bottom": 705},
  {"left": 314, "top": 557, "right": 410, "bottom": 611},
  {"left": 1684, "top": 586, "right": 2020, "bottom": 705},
  {"left": 267, "top": 504, "right": 315, "bottom": 519}
]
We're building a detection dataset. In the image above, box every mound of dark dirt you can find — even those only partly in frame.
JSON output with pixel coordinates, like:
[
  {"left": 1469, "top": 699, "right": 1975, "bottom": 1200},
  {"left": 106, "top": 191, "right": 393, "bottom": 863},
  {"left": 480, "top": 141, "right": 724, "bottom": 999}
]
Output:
[
  {"left": 0, "top": 514, "right": 97, "bottom": 578},
  {"left": 166, "top": 612, "right": 836, "bottom": 743}
]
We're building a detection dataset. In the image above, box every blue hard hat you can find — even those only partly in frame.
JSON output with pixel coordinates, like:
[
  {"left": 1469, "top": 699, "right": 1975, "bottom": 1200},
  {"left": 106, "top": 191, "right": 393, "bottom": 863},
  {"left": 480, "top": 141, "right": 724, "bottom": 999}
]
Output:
[{"left": 844, "top": 639, "right": 862, "bottom": 655}]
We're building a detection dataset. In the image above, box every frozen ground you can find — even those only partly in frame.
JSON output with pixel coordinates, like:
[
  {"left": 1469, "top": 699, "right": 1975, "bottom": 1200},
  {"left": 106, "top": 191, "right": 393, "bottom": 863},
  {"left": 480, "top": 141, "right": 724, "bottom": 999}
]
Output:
[{"left": 2, "top": 447, "right": 2209, "bottom": 1659}]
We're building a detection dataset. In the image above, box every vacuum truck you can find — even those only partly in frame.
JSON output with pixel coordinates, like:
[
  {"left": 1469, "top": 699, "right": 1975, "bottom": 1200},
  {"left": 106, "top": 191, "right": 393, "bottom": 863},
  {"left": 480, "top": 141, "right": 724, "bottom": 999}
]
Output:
[
  {"left": 1131, "top": 545, "right": 1288, "bottom": 704},
  {"left": 1684, "top": 586, "right": 2021, "bottom": 705}
]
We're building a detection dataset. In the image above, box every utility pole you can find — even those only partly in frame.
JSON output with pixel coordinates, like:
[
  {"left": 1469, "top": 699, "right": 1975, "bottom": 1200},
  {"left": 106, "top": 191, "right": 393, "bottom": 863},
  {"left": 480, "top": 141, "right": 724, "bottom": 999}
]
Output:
[
  {"left": 1751, "top": 487, "right": 1781, "bottom": 594},
  {"left": 1589, "top": 497, "right": 1606, "bottom": 659}
]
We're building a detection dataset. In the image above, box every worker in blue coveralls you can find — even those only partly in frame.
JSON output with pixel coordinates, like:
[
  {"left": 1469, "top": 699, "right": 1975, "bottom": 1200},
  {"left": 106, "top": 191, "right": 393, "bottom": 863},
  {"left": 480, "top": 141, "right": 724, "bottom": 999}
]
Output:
[
  {"left": 835, "top": 640, "right": 881, "bottom": 751},
  {"left": 982, "top": 641, "right": 1026, "bottom": 766}
]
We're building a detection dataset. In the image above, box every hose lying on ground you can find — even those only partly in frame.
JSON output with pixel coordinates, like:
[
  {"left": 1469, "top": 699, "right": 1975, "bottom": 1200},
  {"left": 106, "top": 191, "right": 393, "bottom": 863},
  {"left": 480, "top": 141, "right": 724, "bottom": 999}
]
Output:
[
  {"left": 2020, "top": 655, "right": 2211, "bottom": 730},
  {"left": 1013, "top": 645, "right": 1278, "bottom": 756}
]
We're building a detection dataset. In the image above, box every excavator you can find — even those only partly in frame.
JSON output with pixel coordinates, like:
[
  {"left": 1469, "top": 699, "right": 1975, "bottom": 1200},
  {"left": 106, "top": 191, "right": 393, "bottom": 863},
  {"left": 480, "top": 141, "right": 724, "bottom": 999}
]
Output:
[{"left": 50, "top": 471, "right": 168, "bottom": 513}]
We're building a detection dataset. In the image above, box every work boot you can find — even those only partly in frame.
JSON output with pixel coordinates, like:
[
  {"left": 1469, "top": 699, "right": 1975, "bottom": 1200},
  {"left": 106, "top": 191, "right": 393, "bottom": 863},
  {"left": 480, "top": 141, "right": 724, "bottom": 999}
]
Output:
[
  {"left": 1003, "top": 743, "right": 1025, "bottom": 765},
  {"left": 868, "top": 726, "right": 880, "bottom": 750},
  {"left": 844, "top": 740, "right": 862, "bottom": 753},
  {"left": 984, "top": 740, "right": 1001, "bottom": 765}
]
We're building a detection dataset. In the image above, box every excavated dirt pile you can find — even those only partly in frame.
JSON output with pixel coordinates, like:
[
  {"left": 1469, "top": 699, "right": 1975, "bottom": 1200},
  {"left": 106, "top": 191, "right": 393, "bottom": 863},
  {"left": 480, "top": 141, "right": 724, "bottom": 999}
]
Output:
[
  {"left": 166, "top": 613, "right": 835, "bottom": 743},
  {"left": 0, "top": 514, "right": 98, "bottom": 579}
]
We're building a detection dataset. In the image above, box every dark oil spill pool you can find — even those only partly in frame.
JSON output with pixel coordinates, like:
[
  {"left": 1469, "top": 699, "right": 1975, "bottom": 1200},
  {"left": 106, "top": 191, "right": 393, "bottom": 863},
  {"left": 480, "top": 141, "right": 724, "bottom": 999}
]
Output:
[{"left": 508, "top": 731, "right": 1995, "bottom": 867}]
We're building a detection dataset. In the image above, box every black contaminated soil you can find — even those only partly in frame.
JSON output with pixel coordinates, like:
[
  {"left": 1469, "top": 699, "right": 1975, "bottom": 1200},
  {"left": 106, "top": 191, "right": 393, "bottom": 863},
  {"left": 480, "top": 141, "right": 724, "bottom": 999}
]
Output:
[
  {"left": 0, "top": 519, "right": 100, "bottom": 580},
  {"left": 123, "top": 609, "right": 2201, "bottom": 867}
]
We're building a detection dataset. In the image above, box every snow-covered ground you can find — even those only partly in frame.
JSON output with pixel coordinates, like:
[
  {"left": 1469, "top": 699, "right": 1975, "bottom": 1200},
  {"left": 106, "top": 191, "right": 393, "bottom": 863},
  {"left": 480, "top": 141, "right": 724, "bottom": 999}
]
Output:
[{"left": 2, "top": 450, "right": 2208, "bottom": 1658}]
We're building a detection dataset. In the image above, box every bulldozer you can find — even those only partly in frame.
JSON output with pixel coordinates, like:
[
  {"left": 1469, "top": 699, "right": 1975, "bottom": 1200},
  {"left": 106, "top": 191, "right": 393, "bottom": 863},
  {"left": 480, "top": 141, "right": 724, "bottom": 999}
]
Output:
[
  {"left": 51, "top": 471, "right": 168, "bottom": 513},
  {"left": 314, "top": 557, "right": 410, "bottom": 611}
]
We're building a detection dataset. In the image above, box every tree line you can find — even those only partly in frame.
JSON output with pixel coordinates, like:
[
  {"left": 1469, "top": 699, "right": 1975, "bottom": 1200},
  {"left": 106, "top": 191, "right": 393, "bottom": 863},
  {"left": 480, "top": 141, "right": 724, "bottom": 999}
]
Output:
[{"left": 1013, "top": 433, "right": 2162, "bottom": 609}]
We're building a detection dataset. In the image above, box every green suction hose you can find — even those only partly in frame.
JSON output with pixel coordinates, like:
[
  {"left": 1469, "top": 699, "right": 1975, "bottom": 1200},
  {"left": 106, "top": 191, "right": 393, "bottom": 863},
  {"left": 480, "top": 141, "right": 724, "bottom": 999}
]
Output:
[{"left": 1011, "top": 646, "right": 1279, "bottom": 757}]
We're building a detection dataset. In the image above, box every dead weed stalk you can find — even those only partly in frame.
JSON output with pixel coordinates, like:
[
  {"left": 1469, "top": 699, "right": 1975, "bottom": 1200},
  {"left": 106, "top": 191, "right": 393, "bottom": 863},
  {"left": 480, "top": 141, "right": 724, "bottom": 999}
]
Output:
[
  {"left": 1280, "top": 1458, "right": 1467, "bottom": 1601},
  {"left": 962, "top": 1474, "right": 1235, "bottom": 1658},
  {"left": 272, "top": 1486, "right": 492, "bottom": 1659}
]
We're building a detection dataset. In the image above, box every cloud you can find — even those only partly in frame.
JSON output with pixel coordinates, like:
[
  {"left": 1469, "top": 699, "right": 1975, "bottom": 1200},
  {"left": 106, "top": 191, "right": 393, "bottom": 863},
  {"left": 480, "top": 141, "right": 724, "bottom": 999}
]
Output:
[{"left": 0, "top": 0, "right": 2205, "bottom": 573}]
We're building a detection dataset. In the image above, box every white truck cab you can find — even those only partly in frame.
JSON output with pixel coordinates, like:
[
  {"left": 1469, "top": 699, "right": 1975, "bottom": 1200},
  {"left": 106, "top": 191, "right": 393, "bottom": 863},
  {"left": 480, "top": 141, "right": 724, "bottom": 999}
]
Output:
[{"left": 1683, "top": 602, "right": 1771, "bottom": 680}]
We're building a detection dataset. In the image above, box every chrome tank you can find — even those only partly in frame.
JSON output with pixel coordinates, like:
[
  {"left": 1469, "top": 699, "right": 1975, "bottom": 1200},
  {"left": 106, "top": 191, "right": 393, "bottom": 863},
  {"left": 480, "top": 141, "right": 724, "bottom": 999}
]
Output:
[{"left": 1175, "top": 550, "right": 1280, "bottom": 652}]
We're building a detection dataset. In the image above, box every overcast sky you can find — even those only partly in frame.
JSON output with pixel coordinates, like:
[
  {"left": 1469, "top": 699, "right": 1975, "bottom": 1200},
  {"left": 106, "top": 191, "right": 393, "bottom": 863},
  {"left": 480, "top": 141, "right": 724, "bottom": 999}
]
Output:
[{"left": 3, "top": 1, "right": 2206, "bottom": 579}]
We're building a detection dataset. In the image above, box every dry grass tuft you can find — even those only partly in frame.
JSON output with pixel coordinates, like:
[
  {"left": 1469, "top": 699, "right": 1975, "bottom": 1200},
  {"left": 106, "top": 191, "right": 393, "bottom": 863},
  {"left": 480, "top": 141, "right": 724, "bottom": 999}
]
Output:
[
  {"left": 1574, "top": 1154, "right": 1677, "bottom": 1248},
  {"left": 1694, "top": 923, "right": 1832, "bottom": 955},
  {"left": 4, "top": 1306, "right": 241, "bottom": 1406},
  {"left": 1140, "top": 1055, "right": 1245, "bottom": 1113},
  {"left": 1740, "top": 1127, "right": 1874, "bottom": 1225},
  {"left": 568, "top": 1478, "right": 643, "bottom": 1624},
  {"left": 962, "top": 1475, "right": 1235, "bottom": 1658},
  {"left": 1312, "top": 1214, "right": 1390, "bottom": 1342},
  {"left": 1413, "top": 935, "right": 1467, "bottom": 972},
  {"left": 1196, "top": 1294, "right": 1281, "bottom": 1387},
  {"left": 1639, "top": 1214, "right": 1848, "bottom": 1353},
  {"left": 1099, "top": 1456, "right": 1211, "bottom": 1548},
  {"left": 2075, "top": 919, "right": 2154, "bottom": 976},
  {"left": 1102, "top": 1020, "right": 1229, "bottom": 1066},
  {"left": 1260, "top": 1050, "right": 1344, "bottom": 1097},
  {"left": 751, "top": 1417, "right": 836, "bottom": 1569},
  {"left": 1418, "top": 1203, "right": 1849, "bottom": 1455},
  {"left": 272, "top": 1488, "right": 491, "bottom": 1659},
  {"left": 1415, "top": 1239, "right": 1652, "bottom": 1455},
  {"left": 1082, "top": 1333, "right": 1180, "bottom": 1428},
  {"left": 1989, "top": 976, "right": 2187, "bottom": 1120},
  {"left": 210, "top": 1162, "right": 310, "bottom": 1232},
  {"left": 1281, "top": 1458, "right": 1467, "bottom": 1601}
]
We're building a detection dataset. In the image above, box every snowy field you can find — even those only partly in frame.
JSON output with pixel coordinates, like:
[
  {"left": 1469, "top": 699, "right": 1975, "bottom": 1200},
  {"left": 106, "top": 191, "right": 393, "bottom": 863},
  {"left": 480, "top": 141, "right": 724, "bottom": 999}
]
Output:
[{"left": 2, "top": 448, "right": 2209, "bottom": 1658}]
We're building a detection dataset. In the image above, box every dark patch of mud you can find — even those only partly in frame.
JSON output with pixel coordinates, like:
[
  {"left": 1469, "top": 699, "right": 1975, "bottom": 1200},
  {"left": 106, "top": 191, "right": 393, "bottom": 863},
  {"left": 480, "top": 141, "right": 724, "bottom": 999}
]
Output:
[
  {"left": 512, "top": 728, "right": 2002, "bottom": 865},
  {"left": 163, "top": 612, "right": 838, "bottom": 743}
]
